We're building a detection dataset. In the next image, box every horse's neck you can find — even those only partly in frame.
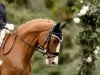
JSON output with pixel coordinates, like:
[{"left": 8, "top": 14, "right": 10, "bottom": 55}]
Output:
[
  {"left": 2, "top": 31, "right": 39, "bottom": 65},
  {"left": 15, "top": 19, "right": 54, "bottom": 63},
  {"left": 17, "top": 31, "right": 39, "bottom": 64}
]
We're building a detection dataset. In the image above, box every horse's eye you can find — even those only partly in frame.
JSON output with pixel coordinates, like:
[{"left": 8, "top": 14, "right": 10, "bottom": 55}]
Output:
[
  {"left": 53, "top": 39, "right": 58, "bottom": 42},
  {"left": 53, "top": 38, "right": 59, "bottom": 42}
]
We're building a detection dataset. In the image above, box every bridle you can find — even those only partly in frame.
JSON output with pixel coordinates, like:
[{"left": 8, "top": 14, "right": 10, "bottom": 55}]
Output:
[{"left": 36, "top": 30, "right": 62, "bottom": 58}]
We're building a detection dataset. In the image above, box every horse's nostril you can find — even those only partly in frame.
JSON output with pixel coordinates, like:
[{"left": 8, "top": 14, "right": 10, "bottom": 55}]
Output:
[{"left": 52, "top": 62, "right": 55, "bottom": 65}]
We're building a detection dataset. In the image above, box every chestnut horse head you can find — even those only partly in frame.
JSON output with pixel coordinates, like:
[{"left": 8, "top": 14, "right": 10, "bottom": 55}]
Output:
[
  {"left": 0, "top": 19, "right": 66, "bottom": 75},
  {"left": 37, "top": 22, "right": 66, "bottom": 66}
]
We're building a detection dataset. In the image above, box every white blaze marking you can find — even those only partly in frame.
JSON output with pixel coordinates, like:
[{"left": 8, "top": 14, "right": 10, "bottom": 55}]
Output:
[
  {"left": 45, "top": 42, "right": 61, "bottom": 65},
  {"left": 56, "top": 43, "right": 61, "bottom": 52},
  {"left": 53, "top": 43, "right": 61, "bottom": 64}
]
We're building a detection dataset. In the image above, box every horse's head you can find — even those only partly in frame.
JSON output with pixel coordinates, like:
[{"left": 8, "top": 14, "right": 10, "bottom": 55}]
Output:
[{"left": 38, "top": 23, "right": 66, "bottom": 66}]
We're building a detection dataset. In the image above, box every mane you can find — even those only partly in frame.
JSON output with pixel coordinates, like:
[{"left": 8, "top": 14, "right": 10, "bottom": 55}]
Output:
[{"left": 18, "top": 18, "right": 56, "bottom": 32}]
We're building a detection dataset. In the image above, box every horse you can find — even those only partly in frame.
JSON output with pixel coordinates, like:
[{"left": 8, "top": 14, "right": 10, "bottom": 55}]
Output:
[{"left": 0, "top": 19, "right": 66, "bottom": 75}]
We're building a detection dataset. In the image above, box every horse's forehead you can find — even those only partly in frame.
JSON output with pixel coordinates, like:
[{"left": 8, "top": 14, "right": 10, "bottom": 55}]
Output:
[
  {"left": 52, "top": 34, "right": 63, "bottom": 42},
  {"left": 51, "top": 24, "right": 63, "bottom": 42}
]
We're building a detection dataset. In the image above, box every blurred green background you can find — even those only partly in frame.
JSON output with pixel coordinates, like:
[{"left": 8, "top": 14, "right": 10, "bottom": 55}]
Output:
[{"left": 0, "top": 0, "right": 100, "bottom": 75}]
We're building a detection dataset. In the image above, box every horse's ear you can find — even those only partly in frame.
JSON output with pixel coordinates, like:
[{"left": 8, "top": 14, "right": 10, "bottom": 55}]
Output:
[
  {"left": 55, "top": 23, "right": 60, "bottom": 27},
  {"left": 53, "top": 22, "right": 61, "bottom": 30},
  {"left": 60, "top": 22, "right": 67, "bottom": 29},
  {"left": 52, "top": 23, "right": 61, "bottom": 33}
]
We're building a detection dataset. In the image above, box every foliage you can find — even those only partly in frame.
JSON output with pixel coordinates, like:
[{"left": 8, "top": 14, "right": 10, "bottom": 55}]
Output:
[
  {"left": 45, "top": 0, "right": 54, "bottom": 9},
  {"left": 74, "top": 0, "right": 100, "bottom": 75}
]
